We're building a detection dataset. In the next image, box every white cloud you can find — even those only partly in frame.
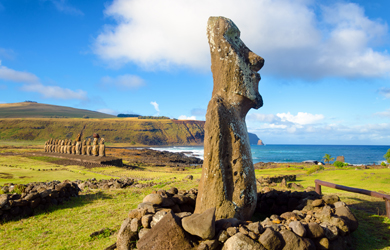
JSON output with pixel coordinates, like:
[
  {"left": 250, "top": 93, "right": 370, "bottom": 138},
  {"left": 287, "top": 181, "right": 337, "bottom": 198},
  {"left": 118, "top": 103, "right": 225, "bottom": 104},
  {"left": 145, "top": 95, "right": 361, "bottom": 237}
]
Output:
[
  {"left": 374, "top": 109, "right": 390, "bottom": 118},
  {"left": 248, "top": 113, "right": 279, "bottom": 123},
  {"left": 97, "top": 108, "right": 118, "bottom": 116},
  {"left": 178, "top": 115, "right": 196, "bottom": 120},
  {"left": 21, "top": 83, "right": 87, "bottom": 100},
  {"left": 378, "top": 88, "right": 390, "bottom": 98},
  {"left": 101, "top": 74, "right": 145, "bottom": 89},
  {"left": 248, "top": 121, "right": 390, "bottom": 144},
  {"left": 276, "top": 112, "right": 324, "bottom": 125},
  {"left": 150, "top": 101, "right": 160, "bottom": 115},
  {"left": 249, "top": 111, "right": 324, "bottom": 125},
  {"left": 0, "top": 63, "right": 88, "bottom": 100},
  {"left": 0, "top": 65, "right": 39, "bottom": 84},
  {"left": 0, "top": 48, "right": 16, "bottom": 60},
  {"left": 49, "top": 0, "right": 84, "bottom": 15},
  {"left": 94, "top": 0, "right": 390, "bottom": 79}
]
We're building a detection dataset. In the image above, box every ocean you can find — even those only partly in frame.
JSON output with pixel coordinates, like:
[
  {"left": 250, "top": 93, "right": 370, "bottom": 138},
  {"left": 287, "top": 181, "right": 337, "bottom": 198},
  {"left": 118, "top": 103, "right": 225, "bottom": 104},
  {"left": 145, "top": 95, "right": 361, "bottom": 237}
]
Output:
[{"left": 149, "top": 144, "right": 390, "bottom": 165}]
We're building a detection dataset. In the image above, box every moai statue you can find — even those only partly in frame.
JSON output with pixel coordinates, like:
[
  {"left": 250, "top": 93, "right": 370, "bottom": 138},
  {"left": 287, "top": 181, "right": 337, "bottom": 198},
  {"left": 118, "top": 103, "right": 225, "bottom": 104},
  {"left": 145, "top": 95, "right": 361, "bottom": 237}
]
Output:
[
  {"left": 54, "top": 139, "right": 59, "bottom": 153},
  {"left": 86, "top": 138, "right": 92, "bottom": 156},
  {"left": 75, "top": 133, "right": 82, "bottom": 155},
  {"left": 99, "top": 138, "right": 105, "bottom": 157},
  {"left": 194, "top": 17, "right": 264, "bottom": 221},
  {"left": 64, "top": 139, "right": 68, "bottom": 154},
  {"left": 92, "top": 138, "right": 99, "bottom": 156},
  {"left": 44, "top": 140, "right": 48, "bottom": 152},
  {"left": 72, "top": 141, "right": 77, "bottom": 154},
  {"left": 60, "top": 140, "right": 65, "bottom": 154},
  {"left": 67, "top": 139, "right": 72, "bottom": 154},
  {"left": 81, "top": 140, "right": 87, "bottom": 155},
  {"left": 56, "top": 139, "right": 60, "bottom": 153}
]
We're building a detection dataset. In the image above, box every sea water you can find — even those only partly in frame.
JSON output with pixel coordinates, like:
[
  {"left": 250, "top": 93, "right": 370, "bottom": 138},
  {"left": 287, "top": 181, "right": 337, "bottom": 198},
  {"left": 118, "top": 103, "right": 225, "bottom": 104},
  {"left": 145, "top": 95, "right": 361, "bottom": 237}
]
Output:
[{"left": 149, "top": 144, "right": 390, "bottom": 165}]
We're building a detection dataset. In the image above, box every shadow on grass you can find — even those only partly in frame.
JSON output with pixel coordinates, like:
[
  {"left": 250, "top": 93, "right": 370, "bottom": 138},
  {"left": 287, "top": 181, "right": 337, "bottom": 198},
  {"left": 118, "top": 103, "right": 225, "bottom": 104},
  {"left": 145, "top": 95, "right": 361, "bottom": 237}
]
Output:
[
  {"left": 350, "top": 207, "right": 390, "bottom": 250},
  {"left": 3, "top": 191, "right": 113, "bottom": 224}
]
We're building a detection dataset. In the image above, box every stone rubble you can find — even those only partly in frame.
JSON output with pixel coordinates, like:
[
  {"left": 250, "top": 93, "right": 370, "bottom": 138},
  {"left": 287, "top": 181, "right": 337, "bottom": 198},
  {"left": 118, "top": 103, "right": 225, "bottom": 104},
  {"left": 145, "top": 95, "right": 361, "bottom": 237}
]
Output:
[
  {"left": 0, "top": 180, "right": 80, "bottom": 222},
  {"left": 114, "top": 187, "right": 357, "bottom": 250}
]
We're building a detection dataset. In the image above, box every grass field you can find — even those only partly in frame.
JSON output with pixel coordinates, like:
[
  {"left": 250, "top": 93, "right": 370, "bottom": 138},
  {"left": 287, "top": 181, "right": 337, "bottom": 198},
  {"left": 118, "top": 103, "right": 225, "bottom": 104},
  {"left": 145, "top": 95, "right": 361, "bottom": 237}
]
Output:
[{"left": 0, "top": 148, "right": 389, "bottom": 249}]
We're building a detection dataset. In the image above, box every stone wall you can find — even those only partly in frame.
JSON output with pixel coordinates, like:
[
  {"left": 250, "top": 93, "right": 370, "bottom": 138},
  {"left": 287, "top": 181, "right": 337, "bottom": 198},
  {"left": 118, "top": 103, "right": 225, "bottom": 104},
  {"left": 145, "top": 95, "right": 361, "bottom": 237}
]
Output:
[
  {"left": 115, "top": 187, "right": 357, "bottom": 250},
  {"left": 0, "top": 180, "right": 80, "bottom": 222}
]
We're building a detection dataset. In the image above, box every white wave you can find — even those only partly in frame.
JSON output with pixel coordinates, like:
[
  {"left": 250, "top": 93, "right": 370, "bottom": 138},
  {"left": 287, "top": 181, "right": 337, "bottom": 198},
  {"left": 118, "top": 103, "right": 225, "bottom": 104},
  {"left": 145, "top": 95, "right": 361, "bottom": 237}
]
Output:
[{"left": 149, "top": 146, "right": 204, "bottom": 160}]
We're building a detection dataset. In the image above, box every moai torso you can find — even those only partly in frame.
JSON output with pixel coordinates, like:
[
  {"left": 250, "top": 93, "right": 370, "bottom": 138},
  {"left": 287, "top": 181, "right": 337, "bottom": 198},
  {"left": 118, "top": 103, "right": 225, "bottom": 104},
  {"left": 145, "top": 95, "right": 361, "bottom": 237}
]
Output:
[
  {"left": 72, "top": 141, "right": 77, "bottom": 154},
  {"left": 99, "top": 138, "right": 105, "bottom": 157},
  {"left": 81, "top": 140, "right": 87, "bottom": 155},
  {"left": 194, "top": 17, "right": 264, "bottom": 221},
  {"left": 92, "top": 138, "right": 99, "bottom": 156},
  {"left": 86, "top": 138, "right": 92, "bottom": 156}
]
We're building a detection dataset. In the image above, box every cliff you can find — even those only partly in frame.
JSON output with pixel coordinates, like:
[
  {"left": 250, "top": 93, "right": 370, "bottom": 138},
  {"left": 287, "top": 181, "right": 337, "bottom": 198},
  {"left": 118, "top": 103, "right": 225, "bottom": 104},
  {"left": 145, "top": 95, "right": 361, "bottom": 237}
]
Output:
[
  {"left": 0, "top": 118, "right": 204, "bottom": 146},
  {"left": 0, "top": 117, "right": 261, "bottom": 146}
]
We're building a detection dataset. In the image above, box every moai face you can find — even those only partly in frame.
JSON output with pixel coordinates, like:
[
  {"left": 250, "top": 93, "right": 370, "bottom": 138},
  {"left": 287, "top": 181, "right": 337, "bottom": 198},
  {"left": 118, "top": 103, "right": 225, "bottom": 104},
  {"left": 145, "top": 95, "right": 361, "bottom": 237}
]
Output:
[{"left": 207, "top": 16, "right": 263, "bottom": 117}]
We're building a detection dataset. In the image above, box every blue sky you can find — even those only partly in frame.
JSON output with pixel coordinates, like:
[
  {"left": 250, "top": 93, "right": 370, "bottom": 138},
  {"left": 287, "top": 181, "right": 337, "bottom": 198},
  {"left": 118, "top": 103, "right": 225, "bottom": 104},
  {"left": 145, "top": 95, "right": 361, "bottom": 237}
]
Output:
[{"left": 1, "top": 0, "right": 390, "bottom": 145}]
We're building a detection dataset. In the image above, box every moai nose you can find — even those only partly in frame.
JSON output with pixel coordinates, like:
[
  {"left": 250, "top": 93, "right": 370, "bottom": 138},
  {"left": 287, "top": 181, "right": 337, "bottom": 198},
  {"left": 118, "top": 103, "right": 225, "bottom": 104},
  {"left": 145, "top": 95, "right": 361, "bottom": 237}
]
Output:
[{"left": 248, "top": 51, "right": 264, "bottom": 72}]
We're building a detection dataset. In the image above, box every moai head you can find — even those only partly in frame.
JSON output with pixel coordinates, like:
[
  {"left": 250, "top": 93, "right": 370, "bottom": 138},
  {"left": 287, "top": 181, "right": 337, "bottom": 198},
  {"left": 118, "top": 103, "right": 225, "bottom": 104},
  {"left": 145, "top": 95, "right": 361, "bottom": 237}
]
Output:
[
  {"left": 93, "top": 138, "right": 98, "bottom": 145},
  {"left": 100, "top": 138, "right": 105, "bottom": 145},
  {"left": 87, "top": 138, "right": 91, "bottom": 146},
  {"left": 207, "top": 16, "right": 263, "bottom": 117},
  {"left": 73, "top": 141, "right": 77, "bottom": 146},
  {"left": 82, "top": 140, "right": 86, "bottom": 146},
  {"left": 76, "top": 133, "right": 81, "bottom": 142}
]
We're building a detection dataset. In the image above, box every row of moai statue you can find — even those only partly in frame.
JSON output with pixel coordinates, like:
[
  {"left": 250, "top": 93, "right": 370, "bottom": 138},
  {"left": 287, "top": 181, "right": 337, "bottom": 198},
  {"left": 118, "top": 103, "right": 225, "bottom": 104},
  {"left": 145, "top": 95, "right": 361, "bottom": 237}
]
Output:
[{"left": 44, "top": 134, "right": 105, "bottom": 157}]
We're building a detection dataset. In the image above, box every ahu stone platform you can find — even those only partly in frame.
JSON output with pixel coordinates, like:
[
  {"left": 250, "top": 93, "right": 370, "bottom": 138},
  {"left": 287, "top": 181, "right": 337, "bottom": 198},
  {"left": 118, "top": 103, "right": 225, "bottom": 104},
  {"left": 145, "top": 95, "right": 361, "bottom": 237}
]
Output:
[{"left": 29, "top": 152, "right": 123, "bottom": 167}]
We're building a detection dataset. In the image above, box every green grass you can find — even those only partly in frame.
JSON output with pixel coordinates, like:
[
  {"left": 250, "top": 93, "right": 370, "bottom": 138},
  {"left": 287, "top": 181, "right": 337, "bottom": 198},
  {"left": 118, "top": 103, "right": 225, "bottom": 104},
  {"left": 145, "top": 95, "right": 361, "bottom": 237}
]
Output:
[{"left": 0, "top": 153, "right": 389, "bottom": 249}]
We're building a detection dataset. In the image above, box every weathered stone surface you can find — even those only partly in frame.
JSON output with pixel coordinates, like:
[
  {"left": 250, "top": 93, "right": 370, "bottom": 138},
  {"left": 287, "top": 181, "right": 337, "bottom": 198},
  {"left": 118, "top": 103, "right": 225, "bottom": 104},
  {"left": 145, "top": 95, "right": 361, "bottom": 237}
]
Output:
[
  {"left": 137, "top": 211, "right": 194, "bottom": 250},
  {"left": 336, "top": 156, "right": 345, "bottom": 162},
  {"left": 138, "top": 202, "right": 156, "bottom": 213},
  {"left": 117, "top": 218, "right": 138, "bottom": 250},
  {"left": 195, "top": 16, "right": 263, "bottom": 221},
  {"left": 92, "top": 138, "right": 99, "bottom": 156},
  {"left": 182, "top": 207, "right": 216, "bottom": 240},
  {"left": 0, "top": 194, "right": 8, "bottom": 208},
  {"left": 306, "top": 222, "right": 324, "bottom": 239},
  {"left": 138, "top": 228, "right": 150, "bottom": 239},
  {"left": 259, "top": 228, "right": 283, "bottom": 250},
  {"left": 280, "top": 212, "right": 298, "bottom": 221},
  {"left": 130, "top": 218, "right": 141, "bottom": 232},
  {"left": 334, "top": 206, "right": 358, "bottom": 232},
  {"left": 311, "top": 199, "right": 323, "bottom": 207},
  {"left": 151, "top": 210, "right": 168, "bottom": 227},
  {"left": 280, "top": 230, "right": 314, "bottom": 250},
  {"left": 222, "top": 232, "right": 266, "bottom": 250},
  {"left": 289, "top": 221, "right": 306, "bottom": 237},
  {"left": 141, "top": 214, "right": 153, "bottom": 228},
  {"left": 227, "top": 227, "right": 238, "bottom": 237},
  {"left": 247, "top": 221, "right": 263, "bottom": 234},
  {"left": 218, "top": 230, "right": 229, "bottom": 242},
  {"left": 322, "top": 195, "right": 339, "bottom": 205},
  {"left": 143, "top": 194, "right": 163, "bottom": 205},
  {"left": 315, "top": 237, "right": 329, "bottom": 250},
  {"left": 320, "top": 223, "right": 338, "bottom": 241},
  {"left": 99, "top": 138, "right": 106, "bottom": 157},
  {"left": 198, "top": 239, "right": 219, "bottom": 250}
]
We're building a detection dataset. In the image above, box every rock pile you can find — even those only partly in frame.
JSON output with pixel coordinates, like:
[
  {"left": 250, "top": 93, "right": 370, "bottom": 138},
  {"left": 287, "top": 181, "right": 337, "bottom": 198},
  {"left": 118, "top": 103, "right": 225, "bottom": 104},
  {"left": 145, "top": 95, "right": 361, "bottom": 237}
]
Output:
[
  {"left": 0, "top": 180, "right": 80, "bottom": 222},
  {"left": 258, "top": 175, "right": 296, "bottom": 185},
  {"left": 76, "top": 178, "right": 135, "bottom": 190},
  {"left": 114, "top": 188, "right": 357, "bottom": 250}
]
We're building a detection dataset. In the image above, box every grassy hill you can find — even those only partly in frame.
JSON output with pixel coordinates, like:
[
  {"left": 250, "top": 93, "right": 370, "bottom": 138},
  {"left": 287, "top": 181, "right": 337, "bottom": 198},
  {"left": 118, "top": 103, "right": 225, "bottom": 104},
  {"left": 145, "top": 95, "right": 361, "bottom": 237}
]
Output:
[
  {"left": 0, "top": 102, "right": 261, "bottom": 146},
  {"left": 0, "top": 117, "right": 205, "bottom": 146},
  {"left": 0, "top": 102, "right": 115, "bottom": 118}
]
